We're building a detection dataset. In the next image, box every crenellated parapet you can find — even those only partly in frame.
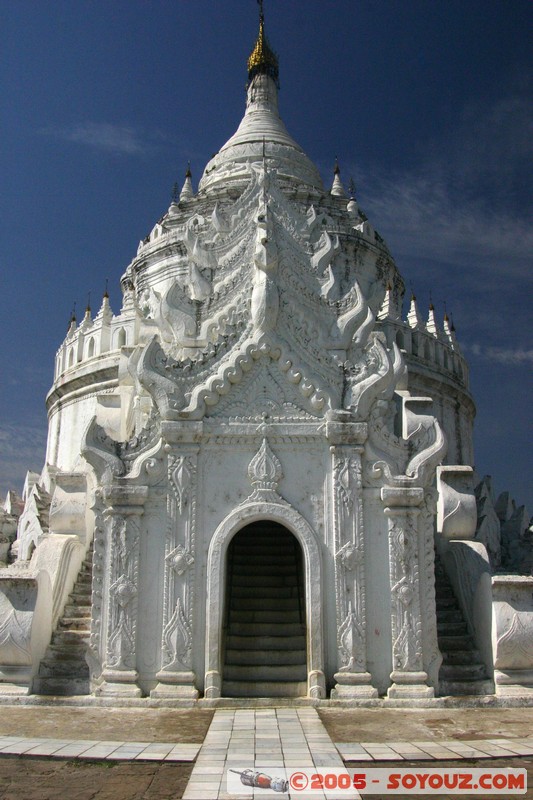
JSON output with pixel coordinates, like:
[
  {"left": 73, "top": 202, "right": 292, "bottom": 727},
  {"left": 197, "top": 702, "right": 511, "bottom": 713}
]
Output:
[
  {"left": 376, "top": 299, "right": 470, "bottom": 392},
  {"left": 53, "top": 289, "right": 143, "bottom": 381}
]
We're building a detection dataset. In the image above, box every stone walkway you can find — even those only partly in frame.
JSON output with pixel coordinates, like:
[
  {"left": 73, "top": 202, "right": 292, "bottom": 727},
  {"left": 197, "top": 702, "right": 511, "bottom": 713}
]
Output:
[
  {"left": 183, "top": 708, "right": 349, "bottom": 799},
  {"left": 0, "top": 734, "right": 200, "bottom": 761}
]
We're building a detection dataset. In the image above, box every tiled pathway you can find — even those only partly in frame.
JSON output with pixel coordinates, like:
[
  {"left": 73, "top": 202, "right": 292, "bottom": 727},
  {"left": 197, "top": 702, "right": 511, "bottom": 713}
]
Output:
[
  {"left": 0, "top": 735, "right": 200, "bottom": 761},
  {"left": 183, "top": 708, "right": 354, "bottom": 800}
]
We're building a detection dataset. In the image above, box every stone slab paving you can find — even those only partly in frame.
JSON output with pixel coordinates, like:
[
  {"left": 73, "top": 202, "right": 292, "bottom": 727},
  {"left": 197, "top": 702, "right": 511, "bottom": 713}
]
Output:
[
  {"left": 0, "top": 734, "right": 200, "bottom": 761},
  {"left": 1, "top": 725, "right": 532, "bottom": 769},
  {"left": 183, "top": 708, "right": 358, "bottom": 800}
]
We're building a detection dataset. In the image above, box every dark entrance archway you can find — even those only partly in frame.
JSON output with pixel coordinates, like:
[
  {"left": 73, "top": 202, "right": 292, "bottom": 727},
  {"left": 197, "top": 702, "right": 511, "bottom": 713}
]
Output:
[{"left": 222, "top": 521, "right": 307, "bottom": 697}]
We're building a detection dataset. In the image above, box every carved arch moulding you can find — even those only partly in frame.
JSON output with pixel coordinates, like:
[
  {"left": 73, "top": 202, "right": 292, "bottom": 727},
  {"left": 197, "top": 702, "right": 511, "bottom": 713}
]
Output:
[{"left": 204, "top": 501, "right": 326, "bottom": 700}]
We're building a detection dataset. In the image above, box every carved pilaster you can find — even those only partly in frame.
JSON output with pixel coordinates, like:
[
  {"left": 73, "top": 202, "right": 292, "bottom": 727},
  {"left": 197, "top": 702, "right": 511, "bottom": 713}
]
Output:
[
  {"left": 151, "top": 449, "right": 199, "bottom": 700},
  {"left": 97, "top": 485, "right": 147, "bottom": 697},
  {"left": 331, "top": 440, "right": 377, "bottom": 699},
  {"left": 382, "top": 486, "right": 434, "bottom": 699},
  {"left": 86, "top": 496, "right": 105, "bottom": 687}
]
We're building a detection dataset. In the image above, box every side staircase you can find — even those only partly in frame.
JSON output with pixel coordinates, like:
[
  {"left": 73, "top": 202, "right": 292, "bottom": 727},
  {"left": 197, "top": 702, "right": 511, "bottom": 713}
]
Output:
[
  {"left": 222, "top": 525, "right": 307, "bottom": 698},
  {"left": 33, "top": 544, "right": 93, "bottom": 696},
  {"left": 435, "top": 555, "right": 493, "bottom": 696}
]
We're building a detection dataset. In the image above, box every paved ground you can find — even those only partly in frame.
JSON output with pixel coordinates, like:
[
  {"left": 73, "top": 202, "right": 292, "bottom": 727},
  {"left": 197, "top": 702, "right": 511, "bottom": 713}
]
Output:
[{"left": 0, "top": 705, "right": 531, "bottom": 799}]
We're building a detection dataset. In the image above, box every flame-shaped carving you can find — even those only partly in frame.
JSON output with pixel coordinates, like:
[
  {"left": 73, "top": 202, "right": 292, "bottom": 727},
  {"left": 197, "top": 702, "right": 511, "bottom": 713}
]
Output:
[
  {"left": 170, "top": 457, "right": 192, "bottom": 513},
  {"left": 338, "top": 603, "right": 364, "bottom": 672},
  {"left": 247, "top": 438, "right": 283, "bottom": 501},
  {"left": 162, "top": 598, "right": 192, "bottom": 670},
  {"left": 312, "top": 230, "right": 340, "bottom": 274}
]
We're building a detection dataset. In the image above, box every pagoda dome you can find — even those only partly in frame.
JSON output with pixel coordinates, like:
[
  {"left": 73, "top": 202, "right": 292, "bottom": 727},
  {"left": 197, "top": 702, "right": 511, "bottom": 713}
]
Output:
[{"left": 199, "top": 19, "right": 323, "bottom": 195}]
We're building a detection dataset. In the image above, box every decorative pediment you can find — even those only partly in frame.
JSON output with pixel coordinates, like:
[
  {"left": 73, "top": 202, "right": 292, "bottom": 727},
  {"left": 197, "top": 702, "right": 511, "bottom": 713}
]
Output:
[{"left": 207, "top": 358, "right": 318, "bottom": 421}]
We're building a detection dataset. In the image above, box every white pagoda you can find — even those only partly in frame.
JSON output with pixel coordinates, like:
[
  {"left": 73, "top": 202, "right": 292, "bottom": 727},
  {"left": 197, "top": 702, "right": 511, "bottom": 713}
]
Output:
[{"left": 1, "top": 11, "right": 531, "bottom": 705}]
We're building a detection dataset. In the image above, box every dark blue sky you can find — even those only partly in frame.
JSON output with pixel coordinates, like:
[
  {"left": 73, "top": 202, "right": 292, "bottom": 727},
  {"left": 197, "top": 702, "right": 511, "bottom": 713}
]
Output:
[{"left": 1, "top": 1, "right": 532, "bottom": 511}]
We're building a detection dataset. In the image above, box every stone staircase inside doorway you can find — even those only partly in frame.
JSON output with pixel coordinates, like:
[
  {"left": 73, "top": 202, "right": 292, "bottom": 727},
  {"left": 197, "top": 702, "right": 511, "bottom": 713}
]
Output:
[
  {"left": 435, "top": 555, "right": 493, "bottom": 696},
  {"left": 33, "top": 543, "right": 93, "bottom": 696},
  {"left": 222, "top": 525, "right": 307, "bottom": 698}
]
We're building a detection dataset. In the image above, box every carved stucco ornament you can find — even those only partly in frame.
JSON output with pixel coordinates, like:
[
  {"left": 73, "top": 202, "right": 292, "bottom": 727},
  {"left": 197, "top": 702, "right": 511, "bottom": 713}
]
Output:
[
  {"left": 110, "top": 574, "right": 137, "bottom": 608},
  {"left": 496, "top": 612, "right": 533, "bottom": 670},
  {"left": 337, "top": 541, "right": 364, "bottom": 571},
  {"left": 166, "top": 545, "right": 194, "bottom": 576},
  {"left": 370, "top": 396, "right": 447, "bottom": 489},
  {"left": 0, "top": 597, "right": 32, "bottom": 663},
  {"left": 162, "top": 598, "right": 192, "bottom": 670},
  {"left": 337, "top": 602, "right": 365, "bottom": 672},
  {"left": 247, "top": 438, "right": 284, "bottom": 503},
  {"left": 170, "top": 456, "right": 192, "bottom": 513}
]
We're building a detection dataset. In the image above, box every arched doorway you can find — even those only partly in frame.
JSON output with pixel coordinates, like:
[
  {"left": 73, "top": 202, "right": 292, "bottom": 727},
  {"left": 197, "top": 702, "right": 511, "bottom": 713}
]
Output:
[
  {"left": 204, "top": 502, "right": 326, "bottom": 700},
  {"left": 222, "top": 521, "right": 306, "bottom": 697}
]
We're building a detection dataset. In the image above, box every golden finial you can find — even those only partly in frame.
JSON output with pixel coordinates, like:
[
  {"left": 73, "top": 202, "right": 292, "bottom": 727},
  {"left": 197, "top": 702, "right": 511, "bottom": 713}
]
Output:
[{"left": 248, "top": 0, "right": 279, "bottom": 86}]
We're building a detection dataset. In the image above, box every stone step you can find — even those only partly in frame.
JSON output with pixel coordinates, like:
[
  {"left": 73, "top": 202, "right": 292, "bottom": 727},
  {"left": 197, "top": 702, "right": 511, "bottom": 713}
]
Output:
[
  {"left": 225, "top": 648, "right": 306, "bottom": 666},
  {"left": 58, "top": 621, "right": 91, "bottom": 633},
  {"left": 224, "top": 663, "right": 307, "bottom": 682},
  {"left": 437, "top": 621, "right": 469, "bottom": 636},
  {"left": 437, "top": 608, "right": 464, "bottom": 623},
  {"left": 222, "top": 680, "right": 307, "bottom": 698},
  {"left": 44, "top": 644, "right": 88, "bottom": 660},
  {"left": 63, "top": 603, "right": 92, "bottom": 617},
  {"left": 232, "top": 536, "right": 297, "bottom": 547},
  {"left": 70, "top": 590, "right": 92, "bottom": 603},
  {"left": 233, "top": 539, "right": 295, "bottom": 558},
  {"left": 438, "top": 632, "right": 475, "bottom": 651},
  {"left": 32, "top": 676, "right": 90, "bottom": 696},
  {"left": 441, "top": 649, "right": 483, "bottom": 665},
  {"left": 232, "top": 553, "right": 298, "bottom": 566},
  {"left": 226, "top": 634, "right": 307, "bottom": 651},
  {"left": 230, "top": 563, "right": 299, "bottom": 576},
  {"left": 435, "top": 595, "right": 456, "bottom": 608},
  {"left": 232, "top": 574, "right": 299, "bottom": 588},
  {"left": 34, "top": 546, "right": 94, "bottom": 697},
  {"left": 229, "top": 597, "right": 301, "bottom": 612},
  {"left": 38, "top": 658, "right": 89, "bottom": 678},
  {"left": 439, "top": 663, "right": 488, "bottom": 681},
  {"left": 231, "top": 585, "right": 299, "bottom": 599},
  {"left": 439, "top": 679, "right": 495, "bottom": 697},
  {"left": 228, "top": 609, "right": 302, "bottom": 624},
  {"left": 435, "top": 553, "right": 493, "bottom": 698},
  {"left": 51, "top": 629, "right": 90, "bottom": 646},
  {"left": 228, "top": 621, "right": 305, "bottom": 637}
]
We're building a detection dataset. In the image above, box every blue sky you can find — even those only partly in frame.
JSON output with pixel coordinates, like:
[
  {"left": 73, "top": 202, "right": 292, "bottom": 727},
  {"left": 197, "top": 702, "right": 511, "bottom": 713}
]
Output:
[{"left": 1, "top": 0, "right": 532, "bottom": 512}]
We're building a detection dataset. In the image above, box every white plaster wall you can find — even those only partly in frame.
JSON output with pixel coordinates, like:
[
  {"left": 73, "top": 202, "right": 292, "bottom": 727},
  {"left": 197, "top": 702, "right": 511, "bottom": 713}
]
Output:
[
  {"left": 136, "top": 495, "right": 167, "bottom": 691},
  {"left": 53, "top": 397, "right": 100, "bottom": 472},
  {"left": 363, "top": 489, "right": 393, "bottom": 695}
]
